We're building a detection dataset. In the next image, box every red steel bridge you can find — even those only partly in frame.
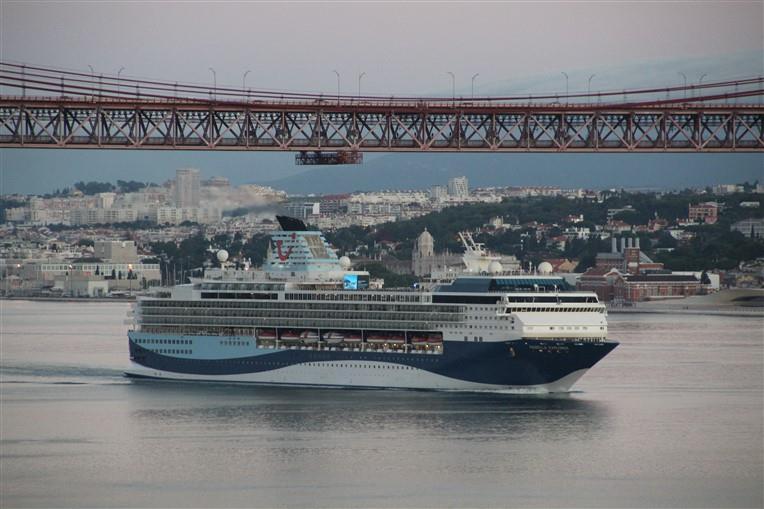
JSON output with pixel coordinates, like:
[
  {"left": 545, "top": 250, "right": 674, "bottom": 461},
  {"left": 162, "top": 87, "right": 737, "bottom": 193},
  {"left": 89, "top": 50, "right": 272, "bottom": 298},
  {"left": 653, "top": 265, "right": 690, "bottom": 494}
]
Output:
[{"left": 1, "top": 62, "right": 762, "bottom": 155}]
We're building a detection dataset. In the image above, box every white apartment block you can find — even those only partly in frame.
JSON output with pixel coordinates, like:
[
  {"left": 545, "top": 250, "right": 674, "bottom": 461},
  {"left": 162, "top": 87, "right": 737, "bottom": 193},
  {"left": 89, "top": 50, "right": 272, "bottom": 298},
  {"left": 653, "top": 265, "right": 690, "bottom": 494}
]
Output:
[
  {"left": 447, "top": 176, "right": 469, "bottom": 197},
  {"left": 175, "top": 168, "right": 201, "bottom": 208}
]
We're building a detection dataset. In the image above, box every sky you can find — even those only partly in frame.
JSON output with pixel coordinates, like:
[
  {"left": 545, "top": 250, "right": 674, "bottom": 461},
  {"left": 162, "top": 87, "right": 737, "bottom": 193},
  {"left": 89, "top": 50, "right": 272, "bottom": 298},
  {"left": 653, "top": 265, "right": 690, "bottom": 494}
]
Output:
[{"left": 1, "top": 1, "right": 763, "bottom": 194}]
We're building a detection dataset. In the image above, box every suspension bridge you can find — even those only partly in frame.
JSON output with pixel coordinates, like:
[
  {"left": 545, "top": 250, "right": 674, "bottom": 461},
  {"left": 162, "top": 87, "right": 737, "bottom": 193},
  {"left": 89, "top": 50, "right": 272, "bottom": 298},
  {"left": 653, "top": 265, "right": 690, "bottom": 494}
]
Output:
[{"left": 1, "top": 62, "right": 762, "bottom": 159}]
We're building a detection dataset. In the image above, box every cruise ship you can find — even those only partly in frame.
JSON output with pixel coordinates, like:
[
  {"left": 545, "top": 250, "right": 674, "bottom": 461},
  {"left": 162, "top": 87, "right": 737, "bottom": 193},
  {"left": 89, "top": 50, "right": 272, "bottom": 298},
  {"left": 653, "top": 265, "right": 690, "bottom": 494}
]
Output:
[{"left": 126, "top": 216, "right": 618, "bottom": 392}]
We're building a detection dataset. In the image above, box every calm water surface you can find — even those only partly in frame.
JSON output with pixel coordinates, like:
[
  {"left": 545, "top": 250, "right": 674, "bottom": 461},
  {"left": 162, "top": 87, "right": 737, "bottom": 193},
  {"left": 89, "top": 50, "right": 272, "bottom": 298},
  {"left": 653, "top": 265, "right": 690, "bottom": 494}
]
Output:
[{"left": 1, "top": 300, "right": 762, "bottom": 508}]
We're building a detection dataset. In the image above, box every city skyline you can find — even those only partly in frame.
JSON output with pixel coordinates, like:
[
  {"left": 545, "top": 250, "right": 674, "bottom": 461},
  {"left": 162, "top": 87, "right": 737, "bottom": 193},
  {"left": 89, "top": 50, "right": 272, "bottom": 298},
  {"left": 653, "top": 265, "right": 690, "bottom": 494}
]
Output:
[{"left": 2, "top": 2, "right": 762, "bottom": 195}]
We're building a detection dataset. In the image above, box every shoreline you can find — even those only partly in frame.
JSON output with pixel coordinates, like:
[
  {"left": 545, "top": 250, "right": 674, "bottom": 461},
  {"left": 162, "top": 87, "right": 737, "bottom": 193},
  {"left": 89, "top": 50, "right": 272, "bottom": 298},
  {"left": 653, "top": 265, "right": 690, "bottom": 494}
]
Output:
[
  {"left": 1, "top": 296, "right": 135, "bottom": 303},
  {"left": 3, "top": 297, "right": 762, "bottom": 317},
  {"left": 608, "top": 307, "right": 763, "bottom": 318}
]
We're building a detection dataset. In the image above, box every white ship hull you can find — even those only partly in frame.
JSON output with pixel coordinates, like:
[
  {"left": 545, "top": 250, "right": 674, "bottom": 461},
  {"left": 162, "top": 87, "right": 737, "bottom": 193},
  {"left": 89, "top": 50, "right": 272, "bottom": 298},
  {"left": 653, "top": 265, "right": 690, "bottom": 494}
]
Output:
[{"left": 125, "top": 361, "right": 589, "bottom": 393}]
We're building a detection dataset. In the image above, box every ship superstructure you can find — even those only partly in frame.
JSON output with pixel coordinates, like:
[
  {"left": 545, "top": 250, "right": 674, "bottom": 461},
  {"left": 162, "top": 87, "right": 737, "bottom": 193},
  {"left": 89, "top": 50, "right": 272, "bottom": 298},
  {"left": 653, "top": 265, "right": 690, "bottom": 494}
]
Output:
[{"left": 126, "top": 217, "right": 617, "bottom": 391}]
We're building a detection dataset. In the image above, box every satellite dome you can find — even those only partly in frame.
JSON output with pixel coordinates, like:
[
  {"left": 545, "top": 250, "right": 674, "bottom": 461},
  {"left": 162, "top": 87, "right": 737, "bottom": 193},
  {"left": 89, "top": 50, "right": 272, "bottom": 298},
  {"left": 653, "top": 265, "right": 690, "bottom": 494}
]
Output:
[
  {"left": 339, "top": 256, "right": 352, "bottom": 269},
  {"left": 217, "top": 250, "right": 229, "bottom": 263},
  {"left": 488, "top": 261, "right": 503, "bottom": 274},
  {"left": 538, "top": 261, "right": 553, "bottom": 275}
]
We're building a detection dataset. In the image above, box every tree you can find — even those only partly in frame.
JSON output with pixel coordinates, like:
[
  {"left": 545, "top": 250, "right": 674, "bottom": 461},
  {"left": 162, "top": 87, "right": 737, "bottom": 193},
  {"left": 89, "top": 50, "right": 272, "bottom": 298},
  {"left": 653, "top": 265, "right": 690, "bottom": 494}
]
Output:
[
  {"left": 73, "top": 181, "right": 116, "bottom": 195},
  {"left": 116, "top": 180, "right": 151, "bottom": 193}
]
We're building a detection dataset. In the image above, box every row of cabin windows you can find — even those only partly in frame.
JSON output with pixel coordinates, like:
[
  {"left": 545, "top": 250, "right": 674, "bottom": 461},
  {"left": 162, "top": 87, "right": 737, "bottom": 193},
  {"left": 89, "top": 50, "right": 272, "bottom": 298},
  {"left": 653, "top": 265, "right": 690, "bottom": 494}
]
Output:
[
  {"left": 286, "top": 293, "right": 421, "bottom": 303},
  {"left": 221, "top": 340, "right": 251, "bottom": 347},
  {"left": 134, "top": 338, "right": 192, "bottom": 345},
  {"left": 154, "top": 349, "right": 192, "bottom": 355},
  {"left": 143, "top": 300, "right": 457, "bottom": 314},
  {"left": 506, "top": 307, "right": 604, "bottom": 313},
  {"left": 142, "top": 310, "right": 457, "bottom": 323},
  {"left": 303, "top": 363, "right": 417, "bottom": 370},
  {"left": 160, "top": 357, "right": 441, "bottom": 367}
]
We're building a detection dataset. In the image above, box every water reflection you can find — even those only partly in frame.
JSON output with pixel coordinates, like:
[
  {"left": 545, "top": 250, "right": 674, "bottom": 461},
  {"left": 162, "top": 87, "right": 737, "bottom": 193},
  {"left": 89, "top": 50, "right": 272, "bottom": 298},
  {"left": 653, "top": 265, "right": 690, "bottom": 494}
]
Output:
[{"left": 127, "top": 380, "right": 610, "bottom": 443}]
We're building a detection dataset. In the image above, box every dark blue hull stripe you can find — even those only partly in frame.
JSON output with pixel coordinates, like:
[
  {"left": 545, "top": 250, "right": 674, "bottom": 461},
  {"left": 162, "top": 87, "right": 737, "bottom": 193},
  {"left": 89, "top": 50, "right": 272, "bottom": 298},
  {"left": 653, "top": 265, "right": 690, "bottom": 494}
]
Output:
[{"left": 128, "top": 335, "right": 618, "bottom": 386}]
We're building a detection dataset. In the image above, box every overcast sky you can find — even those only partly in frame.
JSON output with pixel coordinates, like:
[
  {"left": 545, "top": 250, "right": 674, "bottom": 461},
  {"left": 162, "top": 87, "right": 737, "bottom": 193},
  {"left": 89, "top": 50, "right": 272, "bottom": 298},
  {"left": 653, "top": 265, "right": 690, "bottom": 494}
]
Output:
[
  {"left": 1, "top": 1, "right": 762, "bottom": 194},
  {"left": 2, "top": 1, "right": 762, "bottom": 95}
]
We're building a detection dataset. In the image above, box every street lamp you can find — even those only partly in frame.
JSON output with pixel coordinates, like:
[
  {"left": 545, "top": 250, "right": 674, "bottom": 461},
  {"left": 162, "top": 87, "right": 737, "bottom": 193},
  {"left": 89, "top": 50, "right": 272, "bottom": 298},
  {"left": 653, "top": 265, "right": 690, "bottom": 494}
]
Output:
[
  {"left": 332, "top": 70, "right": 340, "bottom": 101},
  {"left": 358, "top": 72, "right": 366, "bottom": 97},
  {"left": 561, "top": 72, "right": 569, "bottom": 103},
  {"left": 698, "top": 73, "right": 708, "bottom": 99},
  {"left": 446, "top": 71, "right": 455, "bottom": 100},
  {"left": 117, "top": 66, "right": 125, "bottom": 96},
  {"left": 678, "top": 72, "right": 687, "bottom": 98},
  {"left": 88, "top": 65, "right": 95, "bottom": 98},
  {"left": 471, "top": 73, "right": 479, "bottom": 99},
  {"left": 208, "top": 67, "right": 216, "bottom": 101},
  {"left": 243, "top": 69, "right": 251, "bottom": 98},
  {"left": 587, "top": 74, "right": 596, "bottom": 100}
]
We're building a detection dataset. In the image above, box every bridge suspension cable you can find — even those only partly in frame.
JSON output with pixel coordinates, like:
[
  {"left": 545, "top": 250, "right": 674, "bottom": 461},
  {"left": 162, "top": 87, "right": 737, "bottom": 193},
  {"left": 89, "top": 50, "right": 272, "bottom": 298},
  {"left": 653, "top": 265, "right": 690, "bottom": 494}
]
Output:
[
  {"left": 1, "top": 62, "right": 762, "bottom": 153},
  {"left": 1, "top": 61, "right": 762, "bottom": 107}
]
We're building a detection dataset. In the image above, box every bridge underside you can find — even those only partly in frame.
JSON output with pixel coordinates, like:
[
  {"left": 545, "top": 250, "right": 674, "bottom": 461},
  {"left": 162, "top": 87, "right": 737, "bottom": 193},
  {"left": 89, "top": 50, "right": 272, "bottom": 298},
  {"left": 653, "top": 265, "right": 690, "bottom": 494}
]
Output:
[{"left": 1, "top": 101, "right": 762, "bottom": 152}]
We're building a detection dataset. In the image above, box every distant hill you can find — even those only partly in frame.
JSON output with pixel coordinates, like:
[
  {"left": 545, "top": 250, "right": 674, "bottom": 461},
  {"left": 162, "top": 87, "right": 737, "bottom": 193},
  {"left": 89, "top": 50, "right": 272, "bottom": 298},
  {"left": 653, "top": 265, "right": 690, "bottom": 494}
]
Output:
[{"left": 258, "top": 152, "right": 764, "bottom": 195}]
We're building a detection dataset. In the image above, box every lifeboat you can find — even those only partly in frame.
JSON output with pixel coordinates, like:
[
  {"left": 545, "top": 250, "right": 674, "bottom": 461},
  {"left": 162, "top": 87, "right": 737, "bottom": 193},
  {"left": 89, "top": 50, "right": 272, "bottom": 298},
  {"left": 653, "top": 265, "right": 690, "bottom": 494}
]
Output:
[
  {"left": 427, "top": 333, "right": 443, "bottom": 344},
  {"left": 323, "top": 332, "right": 345, "bottom": 344},
  {"left": 343, "top": 332, "right": 362, "bottom": 343},
  {"left": 300, "top": 330, "right": 319, "bottom": 343},
  {"left": 256, "top": 328, "right": 277, "bottom": 340},
  {"left": 367, "top": 332, "right": 405, "bottom": 344},
  {"left": 280, "top": 330, "right": 300, "bottom": 341},
  {"left": 411, "top": 334, "right": 429, "bottom": 345}
]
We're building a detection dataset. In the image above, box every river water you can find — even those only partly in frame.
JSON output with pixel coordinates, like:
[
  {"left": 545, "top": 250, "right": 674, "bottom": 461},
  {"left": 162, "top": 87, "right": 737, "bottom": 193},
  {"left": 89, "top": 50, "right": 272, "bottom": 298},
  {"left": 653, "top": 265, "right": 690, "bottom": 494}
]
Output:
[{"left": 1, "top": 300, "right": 762, "bottom": 508}]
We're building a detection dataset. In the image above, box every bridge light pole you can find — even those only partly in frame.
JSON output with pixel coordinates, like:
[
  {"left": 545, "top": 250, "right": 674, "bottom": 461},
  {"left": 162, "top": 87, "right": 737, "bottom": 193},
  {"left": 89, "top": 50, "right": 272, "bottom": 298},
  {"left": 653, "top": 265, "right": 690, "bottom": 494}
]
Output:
[
  {"left": 698, "top": 73, "right": 707, "bottom": 99},
  {"left": 446, "top": 72, "right": 455, "bottom": 100},
  {"left": 332, "top": 70, "right": 340, "bottom": 102},
  {"left": 117, "top": 66, "right": 125, "bottom": 96},
  {"left": 587, "top": 74, "right": 596, "bottom": 101},
  {"left": 358, "top": 72, "right": 366, "bottom": 97},
  {"left": 561, "top": 72, "right": 569, "bottom": 103},
  {"left": 678, "top": 72, "right": 687, "bottom": 98},
  {"left": 209, "top": 67, "right": 216, "bottom": 101},
  {"left": 243, "top": 70, "right": 251, "bottom": 102},
  {"left": 471, "top": 73, "right": 479, "bottom": 99},
  {"left": 243, "top": 70, "right": 251, "bottom": 91},
  {"left": 88, "top": 65, "right": 95, "bottom": 98}
]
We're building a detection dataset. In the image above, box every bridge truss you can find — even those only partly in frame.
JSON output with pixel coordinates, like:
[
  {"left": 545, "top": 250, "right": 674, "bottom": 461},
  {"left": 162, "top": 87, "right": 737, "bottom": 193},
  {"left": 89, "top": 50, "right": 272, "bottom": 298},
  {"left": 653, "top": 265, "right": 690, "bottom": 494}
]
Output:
[{"left": 0, "top": 63, "right": 762, "bottom": 152}]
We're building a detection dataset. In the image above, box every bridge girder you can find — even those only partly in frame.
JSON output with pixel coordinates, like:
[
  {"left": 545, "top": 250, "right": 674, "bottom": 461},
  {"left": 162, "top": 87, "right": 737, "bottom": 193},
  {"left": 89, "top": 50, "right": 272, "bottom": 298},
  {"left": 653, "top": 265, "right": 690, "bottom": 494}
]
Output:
[{"left": 0, "top": 99, "right": 762, "bottom": 152}]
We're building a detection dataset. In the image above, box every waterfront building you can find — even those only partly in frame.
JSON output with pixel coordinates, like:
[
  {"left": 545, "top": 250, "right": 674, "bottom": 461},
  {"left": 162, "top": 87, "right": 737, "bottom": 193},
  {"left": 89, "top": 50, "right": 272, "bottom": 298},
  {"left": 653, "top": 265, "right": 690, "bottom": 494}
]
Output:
[
  {"left": 614, "top": 273, "right": 702, "bottom": 302},
  {"left": 94, "top": 240, "right": 138, "bottom": 263}
]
